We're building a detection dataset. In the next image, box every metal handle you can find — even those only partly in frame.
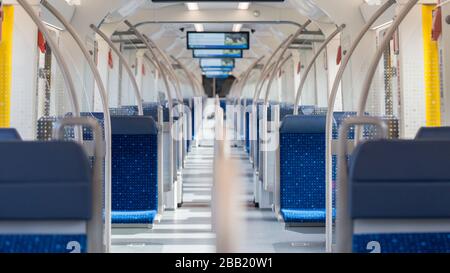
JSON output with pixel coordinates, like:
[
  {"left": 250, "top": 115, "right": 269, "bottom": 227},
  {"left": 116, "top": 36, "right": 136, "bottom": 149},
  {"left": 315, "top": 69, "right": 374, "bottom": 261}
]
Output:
[
  {"left": 90, "top": 24, "right": 144, "bottom": 116},
  {"left": 171, "top": 56, "right": 200, "bottom": 97},
  {"left": 53, "top": 117, "right": 105, "bottom": 253},
  {"left": 236, "top": 56, "right": 265, "bottom": 102},
  {"left": 124, "top": 20, "right": 178, "bottom": 108},
  {"left": 335, "top": 116, "right": 388, "bottom": 253},
  {"left": 255, "top": 20, "right": 312, "bottom": 103},
  {"left": 253, "top": 35, "right": 294, "bottom": 102},
  {"left": 324, "top": 0, "right": 397, "bottom": 253},
  {"left": 42, "top": 0, "right": 113, "bottom": 252},
  {"left": 264, "top": 53, "right": 294, "bottom": 105},
  {"left": 293, "top": 24, "right": 346, "bottom": 114},
  {"left": 356, "top": 0, "right": 418, "bottom": 134},
  {"left": 17, "top": 0, "right": 81, "bottom": 131}
]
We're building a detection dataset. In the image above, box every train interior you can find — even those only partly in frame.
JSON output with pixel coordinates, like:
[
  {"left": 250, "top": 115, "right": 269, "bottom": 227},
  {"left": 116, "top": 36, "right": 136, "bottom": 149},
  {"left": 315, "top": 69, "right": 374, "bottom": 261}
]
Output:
[{"left": 0, "top": 0, "right": 449, "bottom": 254}]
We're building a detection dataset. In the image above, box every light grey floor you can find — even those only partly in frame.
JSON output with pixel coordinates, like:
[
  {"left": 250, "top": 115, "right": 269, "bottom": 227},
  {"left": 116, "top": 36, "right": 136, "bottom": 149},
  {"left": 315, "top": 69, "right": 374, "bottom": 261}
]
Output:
[{"left": 111, "top": 143, "right": 325, "bottom": 253}]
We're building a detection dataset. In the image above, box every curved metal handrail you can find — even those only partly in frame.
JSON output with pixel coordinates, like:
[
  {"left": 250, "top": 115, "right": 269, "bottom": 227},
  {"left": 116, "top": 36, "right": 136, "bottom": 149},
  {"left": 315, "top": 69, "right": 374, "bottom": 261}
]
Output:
[
  {"left": 263, "top": 53, "right": 293, "bottom": 104},
  {"left": 90, "top": 24, "right": 144, "bottom": 116},
  {"left": 252, "top": 35, "right": 294, "bottom": 102},
  {"left": 122, "top": 21, "right": 175, "bottom": 113},
  {"left": 261, "top": 20, "right": 312, "bottom": 105},
  {"left": 356, "top": 0, "right": 418, "bottom": 131},
  {"left": 324, "top": 0, "right": 397, "bottom": 253},
  {"left": 41, "top": 0, "right": 113, "bottom": 253},
  {"left": 171, "top": 56, "right": 199, "bottom": 97},
  {"left": 293, "top": 24, "right": 346, "bottom": 114},
  {"left": 53, "top": 117, "right": 105, "bottom": 253},
  {"left": 17, "top": 0, "right": 81, "bottom": 129}
]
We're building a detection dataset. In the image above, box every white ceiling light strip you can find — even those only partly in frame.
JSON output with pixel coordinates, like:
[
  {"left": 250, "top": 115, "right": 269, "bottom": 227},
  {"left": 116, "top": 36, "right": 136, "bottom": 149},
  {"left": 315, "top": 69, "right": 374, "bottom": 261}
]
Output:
[
  {"left": 232, "top": 24, "right": 243, "bottom": 32},
  {"left": 186, "top": 2, "right": 199, "bottom": 11},
  {"left": 237, "top": 2, "right": 250, "bottom": 10},
  {"left": 194, "top": 23, "right": 204, "bottom": 32}
]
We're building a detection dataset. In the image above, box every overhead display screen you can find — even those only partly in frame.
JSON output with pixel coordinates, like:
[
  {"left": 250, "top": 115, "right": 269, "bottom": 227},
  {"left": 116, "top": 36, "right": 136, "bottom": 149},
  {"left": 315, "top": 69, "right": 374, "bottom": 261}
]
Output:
[
  {"left": 200, "top": 58, "right": 235, "bottom": 69},
  {"left": 152, "top": 0, "right": 284, "bottom": 3},
  {"left": 188, "top": 32, "right": 250, "bottom": 50},
  {"left": 193, "top": 49, "right": 243, "bottom": 59},
  {"left": 204, "top": 71, "right": 230, "bottom": 79},
  {"left": 201, "top": 67, "right": 233, "bottom": 72}
]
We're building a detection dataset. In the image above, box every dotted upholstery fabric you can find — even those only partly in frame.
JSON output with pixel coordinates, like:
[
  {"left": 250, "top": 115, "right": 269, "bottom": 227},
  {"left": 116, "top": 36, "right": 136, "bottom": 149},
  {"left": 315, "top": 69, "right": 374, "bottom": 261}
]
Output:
[
  {"left": 353, "top": 233, "right": 450, "bottom": 253},
  {"left": 111, "top": 134, "right": 158, "bottom": 224},
  {"left": 0, "top": 235, "right": 87, "bottom": 253},
  {"left": 279, "top": 132, "right": 327, "bottom": 223}
]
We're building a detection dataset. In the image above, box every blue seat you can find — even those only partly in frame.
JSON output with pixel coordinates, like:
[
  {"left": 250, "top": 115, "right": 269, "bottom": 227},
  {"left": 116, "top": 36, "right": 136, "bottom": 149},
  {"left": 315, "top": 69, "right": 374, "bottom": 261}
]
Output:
[
  {"left": 219, "top": 99, "right": 227, "bottom": 117},
  {"left": 349, "top": 140, "right": 450, "bottom": 253},
  {"left": 0, "top": 141, "right": 92, "bottom": 253},
  {"left": 416, "top": 127, "right": 450, "bottom": 140},
  {"left": 66, "top": 113, "right": 160, "bottom": 225},
  {"left": 183, "top": 98, "right": 195, "bottom": 142},
  {"left": 110, "top": 107, "right": 135, "bottom": 116},
  {"left": 111, "top": 116, "right": 159, "bottom": 225},
  {"left": 279, "top": 115, "right": 333, "bottom": 224},
  {"left": 0, "top": 128, "right": 21, "bottom": 140},
  {"left": 244, "top": 99, "right": 253, "bottom": 154}
]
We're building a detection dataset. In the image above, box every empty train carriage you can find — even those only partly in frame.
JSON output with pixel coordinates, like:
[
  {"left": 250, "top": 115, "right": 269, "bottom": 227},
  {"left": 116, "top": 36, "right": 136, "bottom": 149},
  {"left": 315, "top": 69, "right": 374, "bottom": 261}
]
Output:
[{"left": 0, "top": 0, "right": 449, "bottom": 255}]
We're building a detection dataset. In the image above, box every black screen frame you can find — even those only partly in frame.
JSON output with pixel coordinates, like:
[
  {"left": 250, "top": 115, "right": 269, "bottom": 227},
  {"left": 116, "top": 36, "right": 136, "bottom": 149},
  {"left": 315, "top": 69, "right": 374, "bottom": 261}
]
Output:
[{"left": 187, "top": 31, "right": 250, "bottom": 50}]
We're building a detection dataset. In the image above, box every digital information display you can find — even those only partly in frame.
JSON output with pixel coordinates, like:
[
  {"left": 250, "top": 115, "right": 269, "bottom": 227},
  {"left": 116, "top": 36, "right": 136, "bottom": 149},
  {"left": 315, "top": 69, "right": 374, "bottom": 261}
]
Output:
[
  {"left": 201, "top": 67, "right": 233, "bottom": 72},
  {"left": 153, "top": 0, "right": 284, "bottom": 2},
  {"left": 205, "top": 72, "right": 230, "bottom": 79},
  {"left": 193, "top": 49, "right": 243, "bottom": 59},
  {"left": 188, "top": 32, "right": 249, "bottom": 50},
  {"left": 200, "top": 58, "right": 235, "bottom": 69}
]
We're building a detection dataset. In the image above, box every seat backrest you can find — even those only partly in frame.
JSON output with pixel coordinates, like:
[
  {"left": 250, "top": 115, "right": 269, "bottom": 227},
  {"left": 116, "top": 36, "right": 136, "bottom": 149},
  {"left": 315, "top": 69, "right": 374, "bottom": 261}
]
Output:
[
  {"left": 333, "top": 112, "right": 358, "bottom": 140},
  {"left": 111, "top": 116, "right": 159, "bottom": 220},
  {"left": 415, "top": 127, "right": 450, "bottom": 140},
  {"left": 349, "top": 140, "right": 450, "bottom": 253},
  {"left": 279, "top": 115, "right": 326, "bottom": 211},
  {"left": 142, "top": 102, "right": 161, "bottom": 121},
  {"left": 0, "top": 128, "right": 22, "bottom": 140},
  {"left": 0, "top": 141, "right": 92, "bottom": 253},
  {"left": 110, "top": 107, "right": 136, "bottom": 116}
]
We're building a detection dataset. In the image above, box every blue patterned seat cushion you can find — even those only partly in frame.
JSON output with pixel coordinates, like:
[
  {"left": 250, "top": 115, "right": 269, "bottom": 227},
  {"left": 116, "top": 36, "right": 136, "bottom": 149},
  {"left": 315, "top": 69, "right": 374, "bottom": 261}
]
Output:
[
  {"left": 279, "top": 133, "right": 327, "bottom": 223},
  {"left": 281, "top": 209, "right": 336, "bottom": 223},
  {"left": 353, "top": 233, "right": 450, "bottom": 253},
  {"left": 112, "top": 210, "right": 157, "bottom": 224},
  {"left": 112, "top": 134, "right": 158, "bottom": 225},
  {"left": 0, "top": 234, "right": 87, "bottom": 253}
]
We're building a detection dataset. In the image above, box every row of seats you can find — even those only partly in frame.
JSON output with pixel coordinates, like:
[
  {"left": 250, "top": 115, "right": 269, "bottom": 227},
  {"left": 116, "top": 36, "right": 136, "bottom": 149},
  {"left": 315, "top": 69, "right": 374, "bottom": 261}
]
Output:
[
  {"left": 240, "top": 100, "right": 450, "bottom": 252},
  {"left": 0, "top": 98, "right": 196, "bottom": 252},
  {"left": 239, "top": 100, "right": 401, "bottom": 225}
]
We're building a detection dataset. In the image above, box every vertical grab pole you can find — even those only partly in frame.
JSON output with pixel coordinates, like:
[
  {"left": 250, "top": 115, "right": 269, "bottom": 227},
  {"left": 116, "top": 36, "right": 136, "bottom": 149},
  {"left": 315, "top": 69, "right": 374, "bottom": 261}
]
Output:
[
  {"left": 356, "top": 0, "right": 419, "bottom": 138},
  {"left": 16, "top": 0, "right": 81, "bottom": 130},
  {"left": 41, "top": 0, "right": 113, "bottom": 252},
  {"left": 324, "top": 0, "right": 397, "bottom": 253},
  {"left": 53, "top": 117, "right": 105, "bottom": 253},
  {"left": 335, "top": 117, "right": 387, "bottom": 253},
  {"left": 293, "top": 25, "right": 346, "bottom": 114},
  {"left": 90, "top": 25, "right": 144, "bottom": 116}
]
